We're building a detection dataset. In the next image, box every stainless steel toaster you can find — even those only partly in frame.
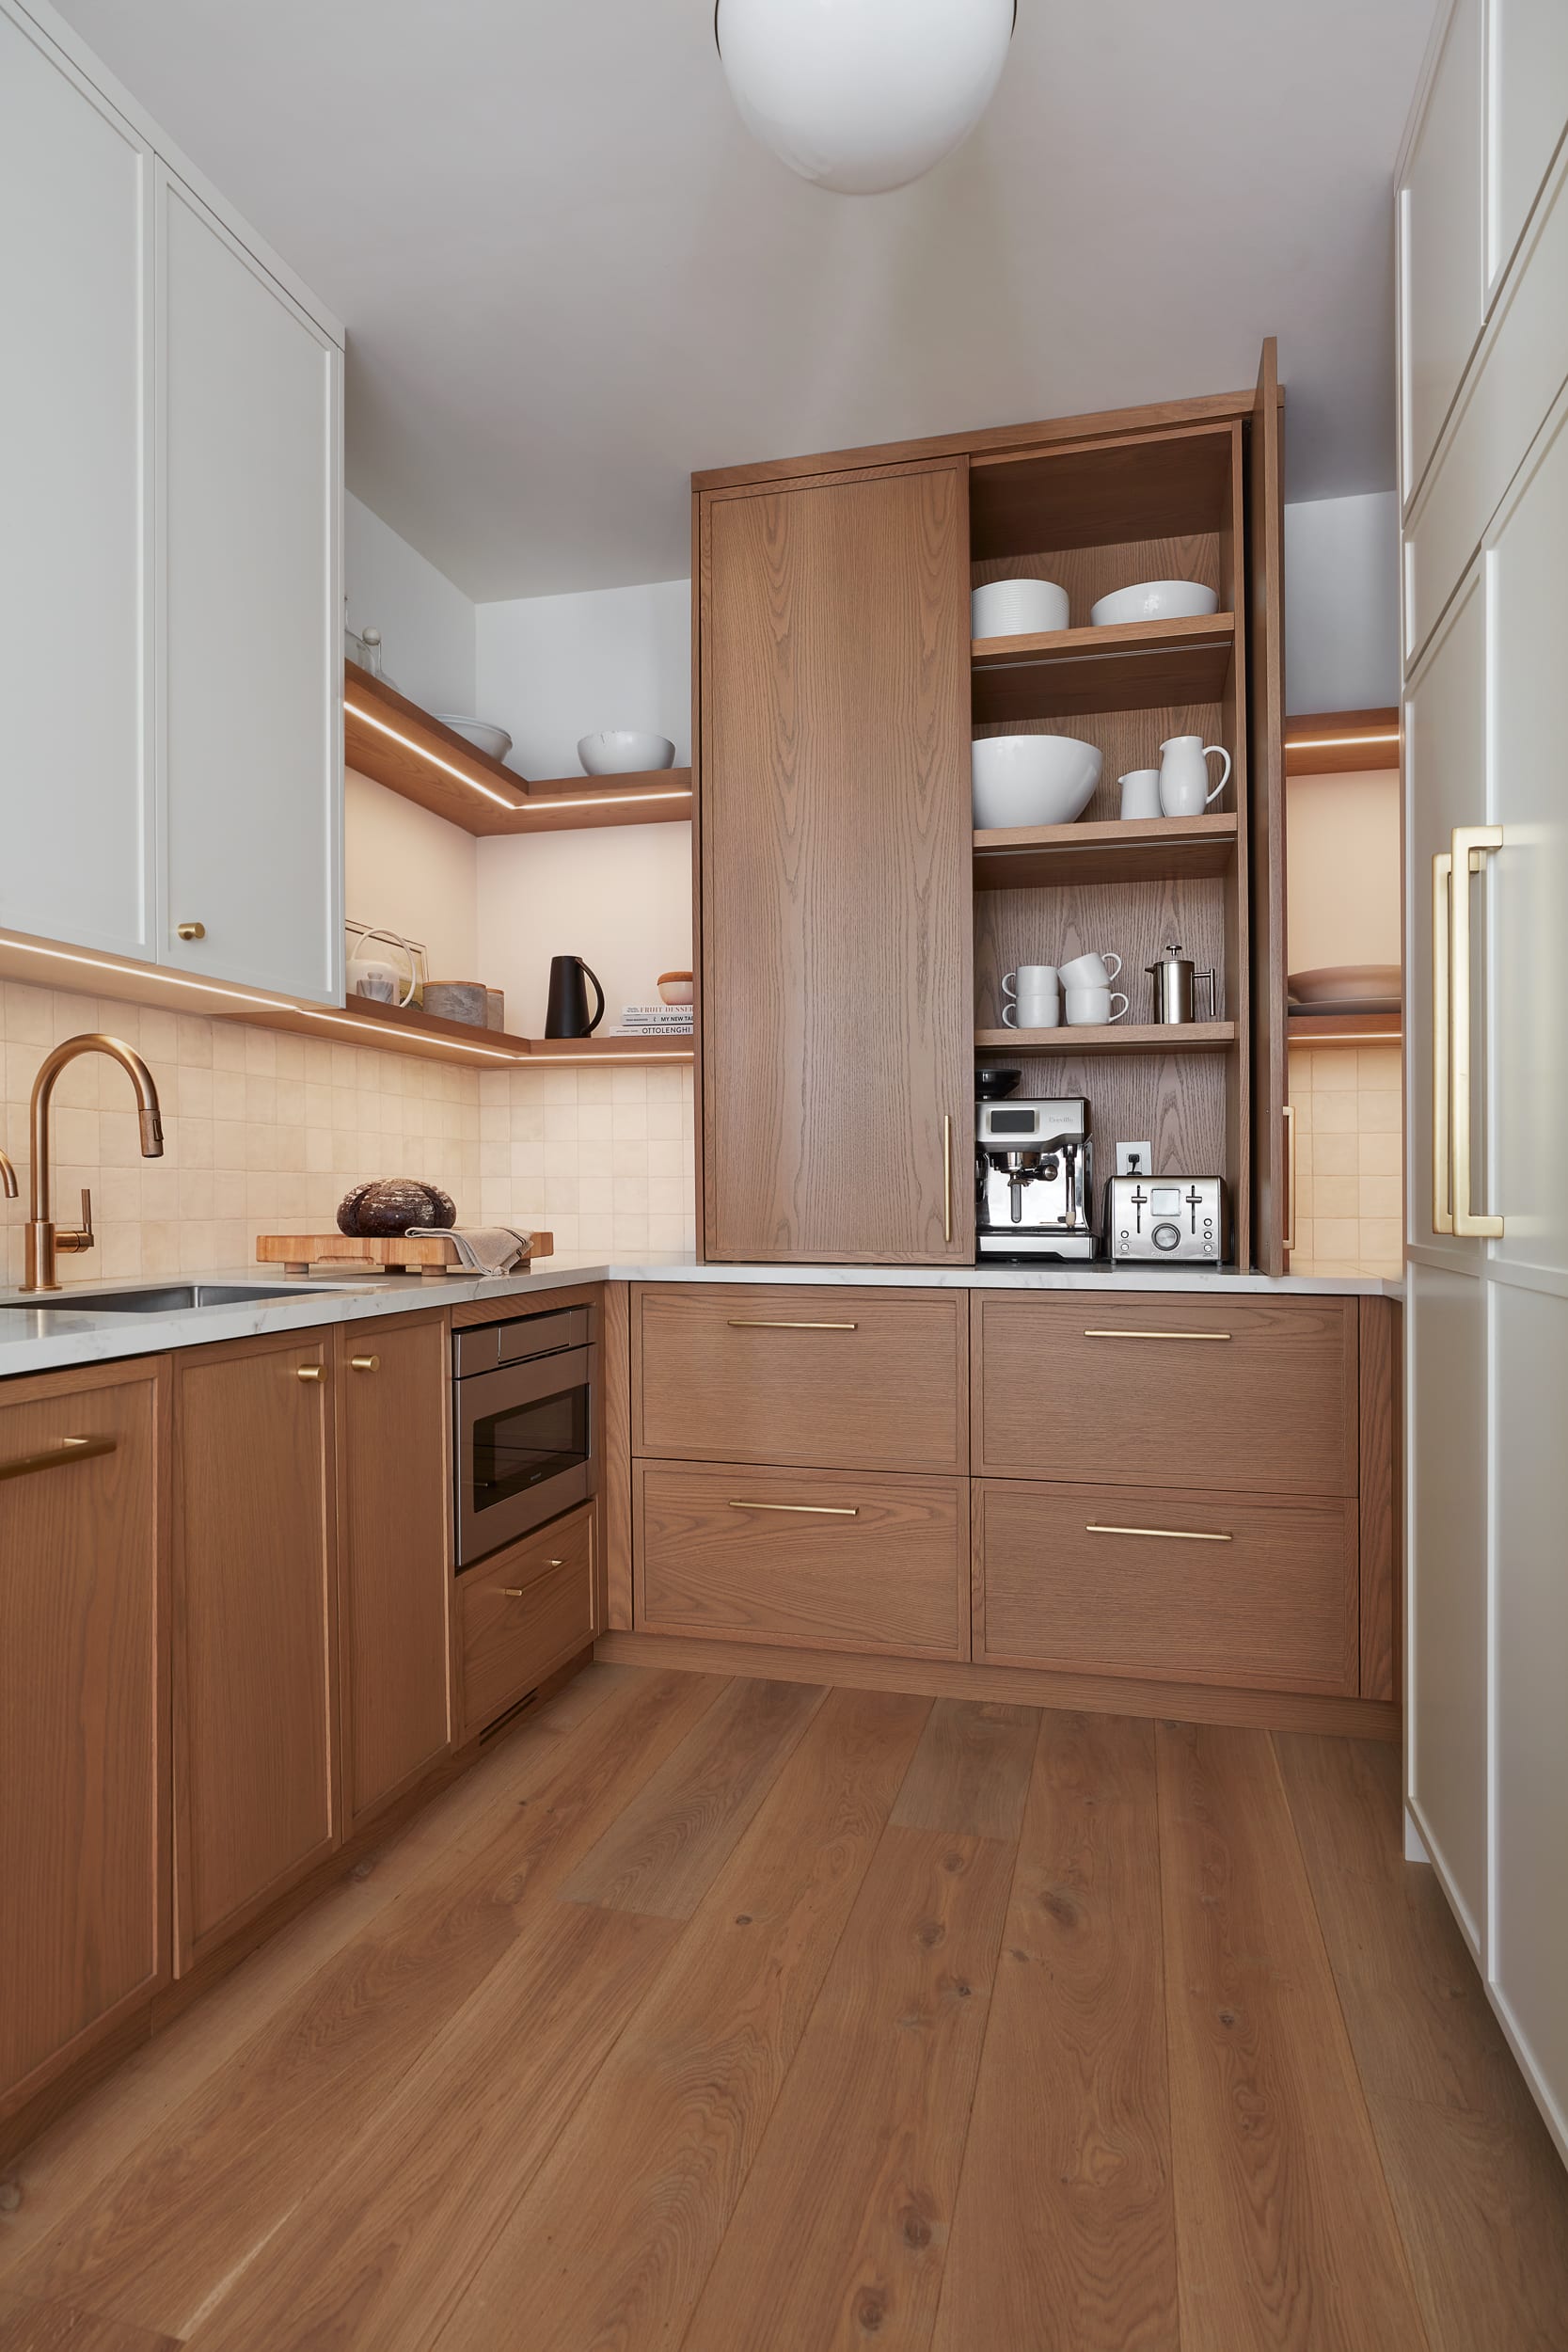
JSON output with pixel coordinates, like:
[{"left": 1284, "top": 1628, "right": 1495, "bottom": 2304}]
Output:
[{"left": 1104, "top": 1174, "right": 1227, "bottom": 1263}]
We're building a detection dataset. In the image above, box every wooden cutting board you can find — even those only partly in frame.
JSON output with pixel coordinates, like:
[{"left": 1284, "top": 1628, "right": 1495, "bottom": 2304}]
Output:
[{"left": 256, "top": 1232, "right": 554, "bottom": 1276}]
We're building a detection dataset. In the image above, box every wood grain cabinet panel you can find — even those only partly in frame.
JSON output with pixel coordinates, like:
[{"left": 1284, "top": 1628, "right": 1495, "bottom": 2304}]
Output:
[
  {"left": 0, "top": 1359, "right": 168, "bottom": 2119},
  {"left": 699, "top": 459, "right": 974, "bottom": 1264},
  {"left": 972, "top": 1292, "right": 1357, "bottom": 1495},
  {"left": 458, "top": 1504, "right": 596, "bottom": 1740},
  {"left": 172, "top": 1329, "right": 339, "bottom": 1969},
  {"left": 336, "top": 1313, "right": 451, "bottom": 1827},
  {"left": 632, "top": 1283, "right": 967, "bottom": 1473},
  {"left": 635, "top": 1459, "right": 967, "bottom": 1661},
  {"left": 975, "top": 1478, "right": 1358, "bottom": 1695}
]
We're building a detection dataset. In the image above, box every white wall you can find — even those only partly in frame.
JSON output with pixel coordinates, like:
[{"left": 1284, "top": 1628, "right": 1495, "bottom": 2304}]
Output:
[
  {"left": 1283, "top": 491, "right": 1400, "bottom": 717},
  {"left": 344, "top": 771, "right": 478, "bottom": 984},
  {"left": 476, "top": 821, "right": 692, "bottom": 1038},
  {"left": 475, "top": 578, "right": 689, "bottom": 779},
  {"left": 345, "top": 489, "right": 476, "bottom": 717}
]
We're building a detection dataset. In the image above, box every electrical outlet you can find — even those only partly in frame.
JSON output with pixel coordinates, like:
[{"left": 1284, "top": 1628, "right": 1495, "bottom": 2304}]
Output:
[{"left": 1117, "top": 1141, "right": 1153, "bottom": 1177}]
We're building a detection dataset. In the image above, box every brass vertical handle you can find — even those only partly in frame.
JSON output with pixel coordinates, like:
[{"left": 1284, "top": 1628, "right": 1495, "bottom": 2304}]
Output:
[
  {"left": 1449, "top": 825, "right": 1504, "bottom": 1238},
  {"left": 1281, "top": 1104, "right": 1297, "bottom": 1254},
  {"left": 1432, "top": 849, "right": 1453, "bottom": 1234},
  {"left": 942, "top": 1114, "right": 954, "bottom": 1245}
]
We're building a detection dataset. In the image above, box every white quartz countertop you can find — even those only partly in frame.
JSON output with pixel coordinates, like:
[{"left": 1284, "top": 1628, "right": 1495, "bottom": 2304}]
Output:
[{"left": 0, "top": 1254, "right": 1404, "bottom": 1381}]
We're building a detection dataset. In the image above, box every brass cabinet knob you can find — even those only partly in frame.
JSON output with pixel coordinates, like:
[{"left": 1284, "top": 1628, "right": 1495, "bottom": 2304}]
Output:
[
  {"left": 499, "top": 1586, "right": 527, "bottom": 1598},
  {"left": 350, "top": 1354, "right": 380, "bottom": 1372},
  {"left": 295, "top": 1363, "right": 325, "bottom": 1383},
  {"left": 175, "top": 922, "right": 206, "bottom": 941}
]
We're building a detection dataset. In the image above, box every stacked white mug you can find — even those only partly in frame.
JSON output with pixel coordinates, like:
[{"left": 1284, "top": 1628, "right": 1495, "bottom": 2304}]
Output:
[
  {"left": 1001, "top": 964, "right": 1060, "bottom": 1029},
  {"left": 1059, "top": 950, "right": 1129, "bottom": 1025}
]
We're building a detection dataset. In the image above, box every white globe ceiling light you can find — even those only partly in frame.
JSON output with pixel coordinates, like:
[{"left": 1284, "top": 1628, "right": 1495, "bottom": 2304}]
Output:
[{"left": 716, "top": 0, "right": 1017, "bottom": 197}]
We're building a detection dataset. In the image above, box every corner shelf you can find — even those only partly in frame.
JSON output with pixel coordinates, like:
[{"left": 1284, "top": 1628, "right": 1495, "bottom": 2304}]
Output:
[
  {"left": 331, "top": 997, "right": 693, "bottom": 1065},
  {"left": 973, "top": 812, "right": 1238, "bottom": 890},
  {"left": 343, "top": 664, "right": 693, "bottom": 835},
  {"left": 974, "top": 1022, "right": 1235, "bottom": 1057},
  {"left": 971, "top": 612, "right": 1235, "bottom": 724}
]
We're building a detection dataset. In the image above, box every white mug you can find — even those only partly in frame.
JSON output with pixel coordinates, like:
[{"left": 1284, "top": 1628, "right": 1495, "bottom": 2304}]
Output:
[
  {"left": 1003, "top": 965, "right": 1058, "bottom": 1000},
  {"left": 1065, "top": 986, "right": 1130, "bottom": 1025},
  {"left": 1058, "top": 950, "right": 1122, "bottom": 989},
  {"left": 1118, "top": 769, "right": 1162, "bottom": 820},
  {"left": 1003, "top": 993, "right": 1061, "bottom": 1029},
  {"left": 1159, "top": 736, "right": 1231, "bottom": 815}
]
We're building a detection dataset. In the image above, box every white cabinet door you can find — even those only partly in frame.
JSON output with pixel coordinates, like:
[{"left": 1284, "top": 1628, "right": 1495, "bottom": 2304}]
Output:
[
  {"left": 0, "top": 4, "right": 155, "bottom": 960},
  {"left": 161, "top": 171, "right": 341, "bottom": 1004},
  {"left": 1487, "top": 0, "right": 1568, "bottom": 291},
  {"left": 1400, "top": 0, "right": 1485, "bottom": 508}
]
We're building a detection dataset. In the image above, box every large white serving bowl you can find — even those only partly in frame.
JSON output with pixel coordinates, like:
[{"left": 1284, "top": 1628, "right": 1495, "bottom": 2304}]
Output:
[
  {"left": 972, "top": 734, "right": 1102, "bottom": 831},
  {"left": 1089, "top": 580, "right": 1219, "bottom": 628},
  {"left": 578, "top": 730, "right": 677, "bottom": 775},
  {"left": 971, "top": 578, "right": 1069, "bottom": 639}
]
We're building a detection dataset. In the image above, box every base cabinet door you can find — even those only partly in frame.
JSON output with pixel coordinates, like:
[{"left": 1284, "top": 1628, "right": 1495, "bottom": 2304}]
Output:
[
  {"left": 458, "top": 1504, "right": 595, "bottom": 1741},
  {"left": 172, "top": 1330, "right": 339, "bottom": 1969},
  {"left": 337, "top": 1314, "right": 451, "bottom": 1828},
  {"left": 0, "top": 1360, "right": 167, "bottom": 2120}
]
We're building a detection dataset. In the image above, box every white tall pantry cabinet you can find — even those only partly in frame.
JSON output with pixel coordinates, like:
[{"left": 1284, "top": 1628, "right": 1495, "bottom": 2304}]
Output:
[
  {"left": 1399, "top": 0, "right": 1568, "bottom": 2165},
  {"left": 0, "top": 0, "right": 343, "bottom": 1006}
]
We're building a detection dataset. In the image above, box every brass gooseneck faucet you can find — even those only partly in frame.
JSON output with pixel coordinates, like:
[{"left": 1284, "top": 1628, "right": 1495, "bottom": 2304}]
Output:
[{"left": 24, "top": 1034, "right": 164, "bottom": 1292}]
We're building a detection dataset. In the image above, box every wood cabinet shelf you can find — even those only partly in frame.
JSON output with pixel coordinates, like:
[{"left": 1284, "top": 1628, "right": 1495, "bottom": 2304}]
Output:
[
  {"left": 1288, "top": 1008, "right": 1402, "bottom": 1045},
  {"left": 309, "top": 996, "right": 693, "bottom": 1066},
  {"left": 974, "top": 1022, "right": 1236, "bottom": 1057},
  {"left": 971, "top": 612, "right": 1235, "bottom": 723},
  {"left": 343, "top": 665, "right": 693, "bottom": 835},
  {"left": 973, "top": 812, "right": 1238, "bottom": 889}
]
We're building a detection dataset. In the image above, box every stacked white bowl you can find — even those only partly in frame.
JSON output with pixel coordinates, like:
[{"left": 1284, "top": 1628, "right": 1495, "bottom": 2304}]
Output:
[{"left": 971, "top": 579, "right": 1069, "bottom": 639}]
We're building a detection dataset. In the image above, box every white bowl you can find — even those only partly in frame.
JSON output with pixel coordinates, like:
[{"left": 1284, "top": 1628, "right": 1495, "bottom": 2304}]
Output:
[
  {"left": 436, "top": 715, "right": 513, "bottom": 762},
  {"left": 1089, "top": 580, "right": 1219, "bottom": 628},
  {"left": 972, "top": 735, "right": 1102, "bottom": 832},
  {"left": 971, "top": 578, "right": 1069, "bottom": 640},
  {"left": 578, "top": 730, "right": 676, "bottom": 775}
]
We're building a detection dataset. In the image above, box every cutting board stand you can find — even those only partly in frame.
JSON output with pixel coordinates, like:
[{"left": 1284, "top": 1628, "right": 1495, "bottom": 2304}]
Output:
[{"left": 256, "top": 1232, "right": 554, "bottom": 1278}]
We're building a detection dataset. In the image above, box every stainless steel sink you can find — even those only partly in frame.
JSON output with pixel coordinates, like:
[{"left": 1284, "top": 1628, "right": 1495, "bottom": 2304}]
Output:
[{"left": 23, "top": 1282, "right": 358, "bottom": 1314}]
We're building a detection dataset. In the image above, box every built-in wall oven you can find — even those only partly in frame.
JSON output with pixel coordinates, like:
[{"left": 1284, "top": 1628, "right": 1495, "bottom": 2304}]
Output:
[{"left": 452, "top": 1305, "right": 594, "bottom": 1569}]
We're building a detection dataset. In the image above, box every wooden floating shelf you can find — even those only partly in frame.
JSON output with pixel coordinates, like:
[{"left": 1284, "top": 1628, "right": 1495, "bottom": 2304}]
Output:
[
  {"left": 1284, "top": 707, "right": 1401, "bottom": 776},
  {"left": 326, "top": 996, "right": 693, "bottom": 1065},
  {"left": 974, "top": 1023, "right": 1236, "bottom": 1057},
  {"left": 973, "top": 812, "right": 1238, "bottom": 890},
  {"left": 343, "top": 664, "right": 693, "bottom": 836},
  {"left": 1288, "top": 1008, "right": 1403, "bottom": 1045},
  {"left": 971, "top": 612, "right": 1235, "bottom": 724}
]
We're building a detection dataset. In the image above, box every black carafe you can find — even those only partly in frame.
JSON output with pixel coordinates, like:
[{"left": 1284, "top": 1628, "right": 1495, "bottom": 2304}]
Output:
[{"left": 544, "top": 955, "right": 605, "bottom": 1038}]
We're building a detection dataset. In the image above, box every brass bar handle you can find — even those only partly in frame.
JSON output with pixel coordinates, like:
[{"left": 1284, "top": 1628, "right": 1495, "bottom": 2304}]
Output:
[
  {"left": 726, "top": 1319, "right": 857, "bottom": 1331},
  {"left": 0, "top": 1433, "right": 117, "bottom": 1485},
  {"left": 1085, "top": 1521, "right": 1233, "bottom": 1543},
  {"left": 1082, "top": 1328, "right": 1231, "bottom": 1343},
  {"left": 1432, "top": 849, "right": 1453, "bottom": 1234},
  {"left": 1282, "top": 1103, "right": 1297, "bottom": 1254},
  {"left": 943, "top": 1113, "right": 954, "bottom": 1245},
  {"left": 350, "top": 1354, "right": 380, "bottom": 1372},
  {"left": 1450, "top": 824, "right": 1504, "bottom": 1238},
  {"left": 727, "top": 1500, "right": 860, "bottom": 1517},
  {"left": 499, "top": 1586, "right": 528, "bottom": 1598},
  {"left": 295, "top": 1364, "right": 325, "bottom": 1383}
]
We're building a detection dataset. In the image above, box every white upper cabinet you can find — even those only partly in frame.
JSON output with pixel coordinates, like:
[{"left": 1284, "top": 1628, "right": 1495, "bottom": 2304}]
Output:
[
  {"left": 1400, "top": 0, "right": 1485, "bottom": 510},
  {"left": 162, "top": 177, "right": 341, "bottom": 1003},
  {"left": 0, "top": 7, "right": 155, "bottom": 961},
  {"left": 0, "top": 0, "right": 343, "bottom": 1006},
  {"left": 1487, "top": 0, "right": 1568, "bottom": 289}
]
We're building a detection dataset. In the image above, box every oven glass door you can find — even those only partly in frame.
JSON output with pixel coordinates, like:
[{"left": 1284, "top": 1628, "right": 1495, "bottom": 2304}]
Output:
[{"left": 456, "top": 1345, "right": 592, "bottom": 1566}]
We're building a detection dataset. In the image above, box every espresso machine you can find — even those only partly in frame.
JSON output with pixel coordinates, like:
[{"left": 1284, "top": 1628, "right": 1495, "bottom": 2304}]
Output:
[{"left": 975, "top": 1095, "right": 1097, "bottom": 1260}]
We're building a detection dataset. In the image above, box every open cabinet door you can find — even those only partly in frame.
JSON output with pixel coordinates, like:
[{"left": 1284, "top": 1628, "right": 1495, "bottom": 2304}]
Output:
[{"left": 1247, "top": 338, "right": 1290, "bottom": 1273}]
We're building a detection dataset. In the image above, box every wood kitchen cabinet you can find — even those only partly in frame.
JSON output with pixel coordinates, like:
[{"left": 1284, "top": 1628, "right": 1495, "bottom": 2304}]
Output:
[
  {"left": 697, "top": 460, "right": 975, "bottom": 1263},
  {"left": 171, "top": 1327, "right": 340, "bottom": 1971},
  {"left": 335, "top": 1313, "right": 451, "bottom": 1829},
  {"left": 0, "top": 1359, "right": 168, "bottom": 2122}
]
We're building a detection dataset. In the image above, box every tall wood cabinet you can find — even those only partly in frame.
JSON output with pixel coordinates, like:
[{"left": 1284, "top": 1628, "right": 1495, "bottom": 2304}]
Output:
[
  {"left": 1400, "top": 0, "right": 1568, "bottom": 2164},
  {"left": 692, "top": 364, "right": 1291, "bottom": 1271}
]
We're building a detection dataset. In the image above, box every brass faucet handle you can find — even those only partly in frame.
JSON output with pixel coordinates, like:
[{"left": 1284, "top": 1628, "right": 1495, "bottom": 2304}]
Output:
[
  {"left": 0, "top": 1149, "right": 17, "bottom": 1200},
  {"left": 56, "top": 1187, "right": 96, "bottom": 1256}
]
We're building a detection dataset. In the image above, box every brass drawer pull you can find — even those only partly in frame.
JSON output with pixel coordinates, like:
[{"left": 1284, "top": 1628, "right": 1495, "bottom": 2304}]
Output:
[
  {"left": 295, "top": 1364, "right": 325, "bottom": 1383},
  {"left": 1083, "top": 1328, "right": 1232, "bottom": 1343},
  {"left": 0, "top": 1433, "right": 116, "bottom": 1485},
  {"left": 728, "top": 1500, "right": 860, "bottom": 1517},
  {"left": 350, "top": 1354, "right": 380, "bottom": 1372},
  {"left": 501, "top": 1559, "right": 564, "bottom": 1596},
  {"left": 726, "top": 1318, "right": 858, "bottom": 1331},
  {"left": 1086, "top": 1521, "right": 1233, "bottom": 1543}
]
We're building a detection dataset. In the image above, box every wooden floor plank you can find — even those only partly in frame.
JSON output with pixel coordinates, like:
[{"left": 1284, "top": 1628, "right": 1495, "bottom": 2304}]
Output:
[
  {"left": 0, "top": 1663, "right": 639, "bottom": 2273},
  {"left": 889, "top": 1697, "right": 1039, "bottom": 1843},
  {"left": 1275, "top": 1731, "right": 1568, "bottom": 2351},
  {"left": 558, "top": 1676, "right": 826, "bottom": 1918},
  {"left": 435, "top": 1686, "right": 932, "bottom": 2352},
  {"left": 677, "top": 1822, "right": 1016, "bottom": 2352},
  {"left": 931, "top": 1712, "right": 1178, "bottom": 2352},
  {"left": 1157, "top": 1720, "right": 1429, "bottom": 2352},
  {"left": 7, "top": 1670, "right": 726, "bottom": 2339},
  {"left": 0, "top": 2284, "right": 178, "bottom": 2351}
]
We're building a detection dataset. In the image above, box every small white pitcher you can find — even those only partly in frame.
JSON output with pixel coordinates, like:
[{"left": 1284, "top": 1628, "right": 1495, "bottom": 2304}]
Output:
[{"left": 1158, "top": 736, "right": 1231, "bottom": 816}]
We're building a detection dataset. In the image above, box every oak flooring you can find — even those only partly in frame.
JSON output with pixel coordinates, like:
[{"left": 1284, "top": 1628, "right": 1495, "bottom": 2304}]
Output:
[{"left": 1, "top": 1669, "right": 1564, "bottom": 2351}]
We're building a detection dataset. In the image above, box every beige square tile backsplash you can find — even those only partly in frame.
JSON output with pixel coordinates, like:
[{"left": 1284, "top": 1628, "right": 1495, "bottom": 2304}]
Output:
[
  {"left": 0, "top": 978, "right": 696, "bottom": 1287},
  {"left": 1286, "top": 1042, "right": 1403, "bottom": 1279}
]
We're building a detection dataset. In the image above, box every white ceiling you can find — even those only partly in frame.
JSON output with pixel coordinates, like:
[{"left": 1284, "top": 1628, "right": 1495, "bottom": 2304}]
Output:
[{"left": 54, "top": 0, "right": 1436, "bottom": 601}]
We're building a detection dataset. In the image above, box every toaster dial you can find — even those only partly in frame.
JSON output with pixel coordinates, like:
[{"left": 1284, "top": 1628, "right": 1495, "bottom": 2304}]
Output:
[{"left": 1151, "top": 1220, "right": 1181, "bottom": 1251}]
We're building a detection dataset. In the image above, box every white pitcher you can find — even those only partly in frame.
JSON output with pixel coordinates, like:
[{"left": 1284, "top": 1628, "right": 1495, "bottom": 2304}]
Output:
[{"left": 1158, "top": 735, "right": 1231, "bottom": 816}]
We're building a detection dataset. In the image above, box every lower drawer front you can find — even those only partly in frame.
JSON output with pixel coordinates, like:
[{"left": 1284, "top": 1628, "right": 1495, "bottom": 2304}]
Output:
[
  {"left": 976, "top": 1480, "right": 1358, "bottom": 1695},
  {"left": 459, "top": 1504, "right": 595, "bottom": 1739},
  {"left": 636, "top": 1460, "right": 968, "bottom": 1661}
]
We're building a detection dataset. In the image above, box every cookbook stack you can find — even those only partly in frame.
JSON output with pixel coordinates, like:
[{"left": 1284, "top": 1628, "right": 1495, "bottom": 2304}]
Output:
[{"left": 610, "top": 1001, "right": 694, "bottom": 1039}]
